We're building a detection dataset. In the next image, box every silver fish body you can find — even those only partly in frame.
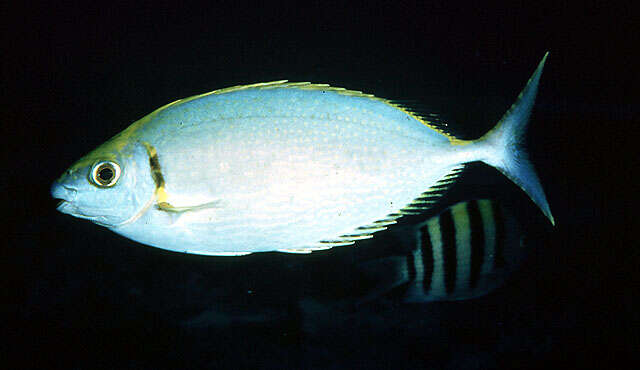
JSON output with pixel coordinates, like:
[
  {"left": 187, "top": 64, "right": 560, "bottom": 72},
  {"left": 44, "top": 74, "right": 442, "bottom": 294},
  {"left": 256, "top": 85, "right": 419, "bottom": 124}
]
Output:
[
  {"left": 121, "top": 85, "right": 465, "bottom": 254},
  {"left": 52, "top": 54, "right": 553, "bottom": 255}
]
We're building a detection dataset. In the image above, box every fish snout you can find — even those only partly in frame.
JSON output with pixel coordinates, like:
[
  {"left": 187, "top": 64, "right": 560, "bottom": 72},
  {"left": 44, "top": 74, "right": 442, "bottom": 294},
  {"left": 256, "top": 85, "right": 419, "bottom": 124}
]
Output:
[{"left": 51, "top": 182, "right": 78, "bottom": 211}]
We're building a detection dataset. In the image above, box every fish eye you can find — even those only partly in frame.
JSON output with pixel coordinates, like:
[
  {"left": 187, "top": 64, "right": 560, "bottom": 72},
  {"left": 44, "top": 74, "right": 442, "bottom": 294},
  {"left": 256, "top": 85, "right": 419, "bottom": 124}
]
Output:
[{"left": 90, "top": 161, "right": 121, "bottom": 187}]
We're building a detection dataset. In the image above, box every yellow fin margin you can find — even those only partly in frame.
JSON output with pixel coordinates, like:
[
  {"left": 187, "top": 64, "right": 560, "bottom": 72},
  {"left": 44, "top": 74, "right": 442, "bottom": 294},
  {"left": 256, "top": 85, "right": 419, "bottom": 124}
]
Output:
[{"left": 142, "top": 80, "right": 462, "bottom": 143}]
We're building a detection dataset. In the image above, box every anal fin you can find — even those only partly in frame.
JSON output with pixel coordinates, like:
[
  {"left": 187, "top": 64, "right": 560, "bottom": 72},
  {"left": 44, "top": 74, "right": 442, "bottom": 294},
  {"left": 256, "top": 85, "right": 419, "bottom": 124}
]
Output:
[
  {"left": 398, "top": 164, "right": 465, "bottom": 215},
  {"left": 304, "top": 165, "right": 467, "bottom": 253}
]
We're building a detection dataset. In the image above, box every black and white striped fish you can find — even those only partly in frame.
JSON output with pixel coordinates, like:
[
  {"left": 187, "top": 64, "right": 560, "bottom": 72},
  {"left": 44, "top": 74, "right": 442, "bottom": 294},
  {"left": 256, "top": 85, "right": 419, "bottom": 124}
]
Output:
[{"left": 357, "top": 198, "right": 526, "bottom": 302}]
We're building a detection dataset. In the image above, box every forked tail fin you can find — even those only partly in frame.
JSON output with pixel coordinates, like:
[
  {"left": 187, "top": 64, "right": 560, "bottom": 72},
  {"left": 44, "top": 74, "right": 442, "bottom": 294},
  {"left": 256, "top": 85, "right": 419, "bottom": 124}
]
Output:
[{"left": 479, "top": 52, "right": 554, "bottom": 225}]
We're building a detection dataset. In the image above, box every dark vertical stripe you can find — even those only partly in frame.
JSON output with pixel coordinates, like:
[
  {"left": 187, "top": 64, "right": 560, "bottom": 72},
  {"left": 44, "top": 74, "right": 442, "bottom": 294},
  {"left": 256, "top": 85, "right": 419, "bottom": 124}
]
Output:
[
  {"left": 144, "top": 144, "right": 166, "bottom": 188},
  {"left": 419, "top": 225, "right": 434, "bottom": 294},
  {"left": 492, "top": 201, "right": 506, "bottom": 269},
  {"left": 440, "top": 209, "right": 457, "bottom": 294},
  {"left": 405, "top": 253, "right": 416, "bottom": 282},
  {"left": 466, "top": 200, "right": 485, "bottom": 289}
]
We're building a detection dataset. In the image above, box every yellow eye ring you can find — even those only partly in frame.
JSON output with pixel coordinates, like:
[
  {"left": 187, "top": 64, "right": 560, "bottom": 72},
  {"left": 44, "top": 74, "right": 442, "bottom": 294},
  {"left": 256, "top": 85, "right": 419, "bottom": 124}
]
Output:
[{"left": 91, "top": 161, "right": 121, "bottom": 187}]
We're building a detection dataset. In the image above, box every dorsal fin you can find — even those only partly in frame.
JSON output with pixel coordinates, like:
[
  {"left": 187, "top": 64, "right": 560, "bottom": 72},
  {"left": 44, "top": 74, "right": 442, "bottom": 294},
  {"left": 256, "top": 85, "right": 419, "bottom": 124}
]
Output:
[
  {"left": 390, "top": 101, "right": 463, "bottom": 140},
  {"left": 146, "top": 80, "right": 462, "bottom": 143}
]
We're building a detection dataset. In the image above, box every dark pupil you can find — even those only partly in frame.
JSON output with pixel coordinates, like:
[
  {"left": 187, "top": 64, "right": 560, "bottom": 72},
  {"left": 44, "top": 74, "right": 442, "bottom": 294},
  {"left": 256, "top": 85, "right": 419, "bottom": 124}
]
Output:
[{"left": 98, "top": 167, "right": 114, "bottom": 182}]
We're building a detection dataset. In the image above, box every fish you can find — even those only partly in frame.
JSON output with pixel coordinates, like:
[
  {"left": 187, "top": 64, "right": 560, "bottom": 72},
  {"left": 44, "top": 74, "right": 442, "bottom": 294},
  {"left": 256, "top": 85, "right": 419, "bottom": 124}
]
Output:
[
  {"left": 51, "top": 53, "right": 553, "bottom": 255},
  {"left": 354, "top": 198, "right": 528, "bottom": 302},
  {"left": 174, "top": 198, "right": 529, "bottom": 329}
]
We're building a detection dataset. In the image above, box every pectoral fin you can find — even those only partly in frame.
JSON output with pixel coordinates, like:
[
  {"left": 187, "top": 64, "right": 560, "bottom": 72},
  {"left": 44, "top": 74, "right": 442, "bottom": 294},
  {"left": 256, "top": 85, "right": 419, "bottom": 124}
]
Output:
[{"left": 156, "top": 199, "right": 222, "bottom": 213}]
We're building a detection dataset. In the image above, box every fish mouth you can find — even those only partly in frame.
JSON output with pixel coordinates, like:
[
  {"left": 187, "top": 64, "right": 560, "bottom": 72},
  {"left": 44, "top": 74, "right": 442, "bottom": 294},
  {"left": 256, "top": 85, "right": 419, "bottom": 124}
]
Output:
[
  {"left": 54, "top": 199, "right": 70, "bottom": 211},
  {"left": 50, "top": 182, "right": 113, "bottom": 226},
  {"left": 53, "top": 198, "right": 73, "bottom": 215},
  {"left": 51, "top": 183, "right": 77, "bottom": 213}
]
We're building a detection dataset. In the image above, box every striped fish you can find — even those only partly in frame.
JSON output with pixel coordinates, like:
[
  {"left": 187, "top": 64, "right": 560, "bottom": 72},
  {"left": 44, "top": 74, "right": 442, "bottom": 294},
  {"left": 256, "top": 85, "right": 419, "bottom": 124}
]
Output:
[{"left": 357, "top": 199, "right": 526, "bottom": 302}]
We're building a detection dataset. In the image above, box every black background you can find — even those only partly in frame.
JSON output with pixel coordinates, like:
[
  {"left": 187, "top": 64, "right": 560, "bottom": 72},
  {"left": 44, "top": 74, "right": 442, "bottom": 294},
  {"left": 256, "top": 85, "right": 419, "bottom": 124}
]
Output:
[{"left": 2, "top": 1, "right": 635, "bottom": 369}]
